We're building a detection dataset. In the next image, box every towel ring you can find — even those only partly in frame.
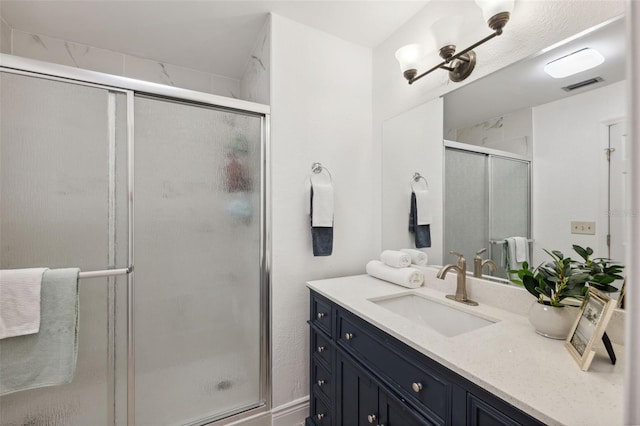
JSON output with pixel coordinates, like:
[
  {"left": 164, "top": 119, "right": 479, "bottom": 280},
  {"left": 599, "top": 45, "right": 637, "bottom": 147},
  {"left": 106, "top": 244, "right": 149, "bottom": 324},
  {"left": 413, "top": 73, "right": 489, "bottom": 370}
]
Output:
[
  {"left": 310, "top": 162, "right": 333, "bottom": 185},
  {"left": 410, "top": 172, "right": 429, "bottom": 191}
]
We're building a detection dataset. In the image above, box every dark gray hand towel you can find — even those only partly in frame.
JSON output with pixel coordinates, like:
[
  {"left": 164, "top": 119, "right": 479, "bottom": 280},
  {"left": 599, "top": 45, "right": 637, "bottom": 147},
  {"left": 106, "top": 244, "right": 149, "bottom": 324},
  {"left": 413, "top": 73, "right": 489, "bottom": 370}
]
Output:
[
  {"left": 409, "top": 192, "right": 431, "bottom": 248},
  {"left": 310, "top": 187, "right": 333, "bottom": 256}
]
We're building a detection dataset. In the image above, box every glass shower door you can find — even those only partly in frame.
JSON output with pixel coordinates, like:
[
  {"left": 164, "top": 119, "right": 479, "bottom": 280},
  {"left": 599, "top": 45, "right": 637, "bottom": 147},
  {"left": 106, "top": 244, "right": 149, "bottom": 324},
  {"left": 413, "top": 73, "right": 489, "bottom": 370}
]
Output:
[
  {"left": 444, "top": 146, "right": 530, "bottom": 279},
  {"left": 0, "top": 72, "right": 129, "bottom": 425},
  {"left": 489, "top": 157, "right": 531, "bottom": 277},
  {"left": 133, "top": 96, "right": 264, "bottom": 425}
]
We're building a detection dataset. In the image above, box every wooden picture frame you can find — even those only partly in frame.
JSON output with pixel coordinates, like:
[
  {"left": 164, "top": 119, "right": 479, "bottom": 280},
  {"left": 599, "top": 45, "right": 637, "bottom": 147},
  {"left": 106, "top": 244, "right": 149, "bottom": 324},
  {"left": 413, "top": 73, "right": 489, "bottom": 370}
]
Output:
[
  {"left": 616, "top": 278, "right": 626, "bottom": 309},
  {"left": 565, "top": 288, "right": 615, "bottom": 371}
]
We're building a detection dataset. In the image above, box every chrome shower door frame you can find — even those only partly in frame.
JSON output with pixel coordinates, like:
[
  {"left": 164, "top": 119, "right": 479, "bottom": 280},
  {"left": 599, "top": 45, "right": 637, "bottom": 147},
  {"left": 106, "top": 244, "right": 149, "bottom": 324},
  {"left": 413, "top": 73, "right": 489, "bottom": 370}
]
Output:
[{"left": 0, "top": 53, "right": 272, "bottom": 426}]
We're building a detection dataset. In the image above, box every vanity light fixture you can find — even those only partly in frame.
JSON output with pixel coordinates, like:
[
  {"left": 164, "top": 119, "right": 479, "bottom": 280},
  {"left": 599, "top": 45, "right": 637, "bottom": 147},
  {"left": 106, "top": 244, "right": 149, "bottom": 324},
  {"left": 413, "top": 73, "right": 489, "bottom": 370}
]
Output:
[
  {"left": 395, "top": 0, "right": 514, "bottom": 84},
  {"left": 543, "top": 48, "right": 605, "bottom": 79}
]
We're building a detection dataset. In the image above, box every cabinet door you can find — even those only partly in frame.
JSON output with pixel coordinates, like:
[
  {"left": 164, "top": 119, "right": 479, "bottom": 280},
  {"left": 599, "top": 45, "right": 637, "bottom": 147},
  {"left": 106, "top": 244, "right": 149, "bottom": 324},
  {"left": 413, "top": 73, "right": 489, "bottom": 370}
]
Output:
[
  {"left": 338, "top": 354, "right": 379, "bottom": 426},
  {"left": 380, "top": 390, "right": 433, "bottom": 426},
  {"left": 467, "top": 394, "right": 520, "bottom": 426}
]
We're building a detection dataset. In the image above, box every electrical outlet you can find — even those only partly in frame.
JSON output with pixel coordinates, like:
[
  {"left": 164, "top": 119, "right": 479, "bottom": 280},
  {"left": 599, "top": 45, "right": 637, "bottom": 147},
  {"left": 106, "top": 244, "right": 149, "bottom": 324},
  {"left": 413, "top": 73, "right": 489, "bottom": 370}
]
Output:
[{"left": 571, "top": 221, "right": 596, "bottom": 235}]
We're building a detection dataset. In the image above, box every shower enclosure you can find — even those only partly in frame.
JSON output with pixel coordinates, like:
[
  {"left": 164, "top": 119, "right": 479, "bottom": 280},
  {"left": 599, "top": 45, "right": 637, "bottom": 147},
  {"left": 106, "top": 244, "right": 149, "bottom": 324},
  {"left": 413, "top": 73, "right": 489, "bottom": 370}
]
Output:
[
  {"left": 0, "top": 56, "right": 270, "bottom": 425},
  {"left": 444, "top": 141, "right": 531, "bottom": 279}
]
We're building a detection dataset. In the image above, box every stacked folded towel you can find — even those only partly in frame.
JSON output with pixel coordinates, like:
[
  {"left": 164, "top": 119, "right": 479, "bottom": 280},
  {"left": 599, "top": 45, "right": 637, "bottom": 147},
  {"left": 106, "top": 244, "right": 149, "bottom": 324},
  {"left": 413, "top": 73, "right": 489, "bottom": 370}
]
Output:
[
  {"left": 400, "top": 248, "right": 428, "bottom": 266},
  {"left": 366, "top": 250, "right": 424, "bottom": 288},
  {"left": 380, "top": 250, "right": 411, "bottom": 268}
]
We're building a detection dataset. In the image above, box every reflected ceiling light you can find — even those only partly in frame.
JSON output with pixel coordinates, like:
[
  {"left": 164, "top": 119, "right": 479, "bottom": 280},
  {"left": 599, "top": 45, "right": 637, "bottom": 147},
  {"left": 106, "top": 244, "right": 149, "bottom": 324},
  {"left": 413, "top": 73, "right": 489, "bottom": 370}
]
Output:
[
  {"left": 543, "top": 48, "right": 605, "bottom": 79},
  {"left": 395, "top": 0, "right": 514, "bottom": 84}
]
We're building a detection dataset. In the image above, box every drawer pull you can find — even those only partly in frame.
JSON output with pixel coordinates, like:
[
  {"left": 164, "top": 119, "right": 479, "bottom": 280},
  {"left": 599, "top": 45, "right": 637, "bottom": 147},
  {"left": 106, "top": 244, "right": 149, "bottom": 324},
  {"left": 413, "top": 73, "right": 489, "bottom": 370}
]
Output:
[
  {"left": 316, "top": 413, "right": 325, "bottom": 420},
  {"left": 317, "top": 379, "right": 325, "bottom": 386},
  {"left": 344, "top": 332, "right": 354, "bottom": 340},
  {"left": 317, "top": 346, "right": 326, "bottom": 353},
  {"left": 367, "top": 414, "right": 377, "bottom": 423},
  {"left": 412, "top": 382, "right": 423, "bottom": 393},
  {"left": 317, "top": 312, "right": 326, "bottom": 319}
]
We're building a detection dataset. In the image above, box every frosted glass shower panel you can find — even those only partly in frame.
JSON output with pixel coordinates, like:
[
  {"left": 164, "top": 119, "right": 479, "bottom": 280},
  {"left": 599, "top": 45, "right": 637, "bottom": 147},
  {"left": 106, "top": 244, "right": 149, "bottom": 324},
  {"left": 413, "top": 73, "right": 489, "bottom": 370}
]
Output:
[
  {"left": 444, "top": 149, "right": 488, "bottom": 269},
  {"left": 134, "top": 96, "right": 263, "bottom": 425},
  {"left": 490, "top": 157, "right": 530, "bottom": 276},
  {"left": 0, "top": 72, "right": 128, "bottom": 425}
]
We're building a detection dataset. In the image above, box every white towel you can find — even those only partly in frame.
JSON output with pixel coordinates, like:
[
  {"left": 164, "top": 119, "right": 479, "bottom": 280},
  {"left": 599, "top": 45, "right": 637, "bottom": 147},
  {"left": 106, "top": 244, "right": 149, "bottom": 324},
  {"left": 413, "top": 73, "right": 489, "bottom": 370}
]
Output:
[
  {"left": 400, "top": 248, "right": 428, "bottom": 266},
  {"left": 311, "top": 183, "right": 334, "bottom": 227},
  {"left": 380, "top": 250, "right": 411, "bottom": 268},
  {"left": 514, "top": 237, "right": 528, "bottom": 262},
  {"left": 0, "top": 268, "right": 47, "bottom": 340},
  {"left": 366, "top": 260, "right": 424, "bottom": 288},
  {"left": 506, "top": 237, "right": 529, "bottom": 276},
  {"left": 413, "top": 189, "right": 432, "bottom": 225}
]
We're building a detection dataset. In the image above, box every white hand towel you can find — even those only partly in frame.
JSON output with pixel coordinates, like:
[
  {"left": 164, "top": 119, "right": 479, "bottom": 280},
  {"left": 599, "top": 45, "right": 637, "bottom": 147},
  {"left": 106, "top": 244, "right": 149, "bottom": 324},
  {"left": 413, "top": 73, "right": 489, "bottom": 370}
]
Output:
[
  {"left": 514, "top": 237, "right": 528, "bottom": 263},
  {"left": 413, "top": 189, "right": 432, "bottom": 225},
  {"left": 366, "top": 260, "right": 424, "bottom": 288},
  {"left": 311, "top": 183, "right": 334, "bottom": 227},
  {"left": 380, "top": 250, "right": 411, "bottom": 268},
  {"left": 0, "top": 268, "right": 47, "bottom": 340},
  {"left": 400, "top": 248, "right": 428, "bottom": 266}
]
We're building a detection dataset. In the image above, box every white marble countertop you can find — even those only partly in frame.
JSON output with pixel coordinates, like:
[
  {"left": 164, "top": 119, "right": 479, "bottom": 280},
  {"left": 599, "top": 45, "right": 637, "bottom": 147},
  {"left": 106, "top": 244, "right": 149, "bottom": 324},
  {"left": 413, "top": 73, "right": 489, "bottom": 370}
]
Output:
[{"left": 307, "top": 267, "right": 624, "bottom": 426}]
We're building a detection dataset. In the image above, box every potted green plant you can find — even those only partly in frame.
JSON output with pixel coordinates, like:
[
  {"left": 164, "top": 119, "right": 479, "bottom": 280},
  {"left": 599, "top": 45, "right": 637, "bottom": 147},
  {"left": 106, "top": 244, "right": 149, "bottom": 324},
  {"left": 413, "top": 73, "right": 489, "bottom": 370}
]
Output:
[{"left": 509, "top": 245, "right": 624, "bottom": 339}]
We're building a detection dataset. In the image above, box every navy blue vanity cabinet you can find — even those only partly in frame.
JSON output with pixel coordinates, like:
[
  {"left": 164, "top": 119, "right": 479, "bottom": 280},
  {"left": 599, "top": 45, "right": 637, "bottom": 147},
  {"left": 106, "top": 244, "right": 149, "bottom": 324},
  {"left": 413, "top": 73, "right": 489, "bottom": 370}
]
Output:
[
  {"left": 308, "top": 290, "right": 545, "bottom": 426},
  {"left": 338, "top": 351, "right": 432, "bottom": 425}
]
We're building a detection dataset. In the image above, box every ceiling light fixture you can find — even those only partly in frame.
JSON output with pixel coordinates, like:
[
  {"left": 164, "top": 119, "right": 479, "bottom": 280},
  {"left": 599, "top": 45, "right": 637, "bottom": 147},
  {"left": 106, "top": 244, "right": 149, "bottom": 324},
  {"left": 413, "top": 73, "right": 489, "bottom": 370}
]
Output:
[
  {"left": 543, "top": 48, "right": 605, "bottom": 79},
  {"left": 395, "top": 0, "right": 514, "bottom": 84}
]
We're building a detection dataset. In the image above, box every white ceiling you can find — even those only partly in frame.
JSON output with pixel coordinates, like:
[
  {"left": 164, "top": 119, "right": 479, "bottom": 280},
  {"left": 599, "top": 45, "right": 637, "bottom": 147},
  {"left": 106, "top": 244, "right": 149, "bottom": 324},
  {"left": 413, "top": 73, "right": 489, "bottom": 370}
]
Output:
[
  {"left": 444, "top": 16, "right": 626, "bottom": 129},
  {"left": 0, "top": 0, "right": 429, "bottom": 79}
]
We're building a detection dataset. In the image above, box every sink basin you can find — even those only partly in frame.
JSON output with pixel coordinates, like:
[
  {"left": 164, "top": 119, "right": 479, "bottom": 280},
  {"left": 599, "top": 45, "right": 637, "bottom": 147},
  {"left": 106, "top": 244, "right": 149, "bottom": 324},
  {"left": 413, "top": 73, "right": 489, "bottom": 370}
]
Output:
[{"left": 370, "top": 293, "right": 497, "bottom": 337}]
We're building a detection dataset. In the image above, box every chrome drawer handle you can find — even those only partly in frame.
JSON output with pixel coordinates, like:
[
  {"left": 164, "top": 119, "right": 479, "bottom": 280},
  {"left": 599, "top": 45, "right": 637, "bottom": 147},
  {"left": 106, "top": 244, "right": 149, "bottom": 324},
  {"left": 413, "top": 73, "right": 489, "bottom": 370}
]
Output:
[
  {"left": 316, "top": 413, "right": 325, "bottom": 420},
  {"left": 317, "top": 379, "right": 325, "bottom": 386},
  {"left": 367, "top": 414, "right": 377, "bottom": 423},
  {"left": 317, "top": 312, "right": 326, "bottom": 319},
  {"left": 317, "top": 346, "right": 326, "bottom": 353},
  {"left": 412, "top": 382, "right": 423, "bottom": 393},
  {"left": 344, "top": 332, "right": 354, "bottom": 340}
]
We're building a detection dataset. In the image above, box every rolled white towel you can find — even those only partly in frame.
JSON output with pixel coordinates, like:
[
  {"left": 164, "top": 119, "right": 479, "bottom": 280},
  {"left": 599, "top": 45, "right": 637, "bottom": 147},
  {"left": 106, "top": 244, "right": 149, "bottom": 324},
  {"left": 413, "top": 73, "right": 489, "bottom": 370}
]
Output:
[
  {"left": 366, "top": 260, "right": 424, "bottom": 288},
  {"left": 400, "top": 248, "right": 428, "bottom": 266},
  {"left": 380, "top": 250, "right": 411, "bottom": 268}
]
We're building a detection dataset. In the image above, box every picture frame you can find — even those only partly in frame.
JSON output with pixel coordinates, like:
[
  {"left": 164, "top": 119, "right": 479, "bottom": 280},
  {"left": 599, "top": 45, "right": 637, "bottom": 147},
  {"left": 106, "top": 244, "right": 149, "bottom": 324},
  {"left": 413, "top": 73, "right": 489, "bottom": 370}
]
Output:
[
  {"left": 616, "top": 278, "right": 626, "bottom": 309},
  {"left": 565, "top": 287, "right": 615, "bottom": 371}
]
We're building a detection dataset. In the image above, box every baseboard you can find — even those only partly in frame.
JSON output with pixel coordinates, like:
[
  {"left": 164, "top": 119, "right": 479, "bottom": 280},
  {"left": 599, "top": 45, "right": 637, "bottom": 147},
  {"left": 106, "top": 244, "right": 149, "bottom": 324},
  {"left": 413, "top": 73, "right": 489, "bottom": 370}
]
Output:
[{"left": 272, "top": 396, "right": 310, "bottom": 426}]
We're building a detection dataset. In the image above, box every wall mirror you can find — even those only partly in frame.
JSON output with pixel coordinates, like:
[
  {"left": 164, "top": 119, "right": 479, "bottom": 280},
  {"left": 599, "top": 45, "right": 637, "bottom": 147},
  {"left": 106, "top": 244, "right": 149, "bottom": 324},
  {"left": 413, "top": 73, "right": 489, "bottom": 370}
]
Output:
[{"left": 383, "top": 15, "right": 628, "bottom": 296}]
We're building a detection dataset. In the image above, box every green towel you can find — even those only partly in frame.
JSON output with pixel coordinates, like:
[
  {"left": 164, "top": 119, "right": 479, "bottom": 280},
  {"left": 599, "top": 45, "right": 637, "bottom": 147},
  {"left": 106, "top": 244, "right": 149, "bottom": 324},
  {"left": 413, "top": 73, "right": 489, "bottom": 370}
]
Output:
[{"left": 0, "top": 268, "right": 79, "bottom": 395}]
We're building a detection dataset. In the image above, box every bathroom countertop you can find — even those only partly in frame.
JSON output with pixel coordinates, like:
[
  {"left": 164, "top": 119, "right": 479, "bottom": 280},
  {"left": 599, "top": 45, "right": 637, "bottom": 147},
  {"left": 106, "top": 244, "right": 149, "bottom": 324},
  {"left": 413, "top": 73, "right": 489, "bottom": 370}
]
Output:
[{"left": 307, "top": 267, "right": 624, "bottom": 426}]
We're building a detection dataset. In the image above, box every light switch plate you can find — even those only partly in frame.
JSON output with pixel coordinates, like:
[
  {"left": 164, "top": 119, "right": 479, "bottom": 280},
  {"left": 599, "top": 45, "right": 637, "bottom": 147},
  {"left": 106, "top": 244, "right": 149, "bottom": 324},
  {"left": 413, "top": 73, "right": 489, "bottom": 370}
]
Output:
[{"left": 571, "top": 221, "right": 596, "bottom": 235}]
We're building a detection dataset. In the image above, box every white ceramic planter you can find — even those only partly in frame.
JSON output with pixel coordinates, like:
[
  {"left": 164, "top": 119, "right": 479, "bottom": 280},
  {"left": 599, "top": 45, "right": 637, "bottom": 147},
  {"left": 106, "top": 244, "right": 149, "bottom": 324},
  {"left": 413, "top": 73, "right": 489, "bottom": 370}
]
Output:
[{"left": 528, "top": 302, "right": 578, "bottom": 339}]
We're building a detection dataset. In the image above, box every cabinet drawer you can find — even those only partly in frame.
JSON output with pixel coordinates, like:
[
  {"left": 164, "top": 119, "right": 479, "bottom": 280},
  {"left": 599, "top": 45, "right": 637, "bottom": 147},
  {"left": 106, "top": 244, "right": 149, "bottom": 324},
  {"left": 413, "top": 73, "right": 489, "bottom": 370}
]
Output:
[
  {"left": 338, "top": 310, "right": 450, "bottom": 424},
  {"left": 311, "top": 293, "right": 333, "bottom": 336},
  {"left": 311, "top": 327, "right": 333, "bottom": 368},
  {"left": 311, "top": 392, "right": 333, "bottom": 426},
  {"left": 312, "top": 358, "right": 333, "bottom": 401}
]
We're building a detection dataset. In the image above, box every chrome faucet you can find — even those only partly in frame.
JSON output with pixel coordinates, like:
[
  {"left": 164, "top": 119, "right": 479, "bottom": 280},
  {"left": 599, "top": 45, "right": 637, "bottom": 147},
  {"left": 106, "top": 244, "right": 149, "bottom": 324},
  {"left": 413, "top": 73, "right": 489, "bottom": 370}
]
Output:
[
  {"left": 437, "top": 251, "right": 478, "bottom": 306},
  {"left": 473, "top": 248, "right": 497, "bottom": 278}
]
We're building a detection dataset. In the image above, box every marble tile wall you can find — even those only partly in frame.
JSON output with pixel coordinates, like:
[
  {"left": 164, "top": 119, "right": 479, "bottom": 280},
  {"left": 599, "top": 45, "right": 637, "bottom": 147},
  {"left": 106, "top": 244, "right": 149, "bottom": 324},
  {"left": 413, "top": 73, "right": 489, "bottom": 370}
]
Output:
[
  {"left": 0, "top": 17, "right": 11, "bottom": 54},
  {"left": 446, "top": 107, "right": 533, "bottom": 157},
  {"left": 3, "top": 27, "right": 245, "bottom": 100},
  {"left": 240, "top": 16, "right": 270, "bottom": 104}
]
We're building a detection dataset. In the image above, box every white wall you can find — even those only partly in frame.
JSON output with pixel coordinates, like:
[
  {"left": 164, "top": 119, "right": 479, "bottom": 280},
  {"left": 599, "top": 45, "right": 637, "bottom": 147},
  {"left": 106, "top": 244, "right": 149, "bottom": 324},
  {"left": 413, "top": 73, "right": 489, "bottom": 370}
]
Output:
[
  {"left": 270, "top": 13, "right": 375, "bottom": 409},
  {"left": 381, "top": 98, "right": 443, "bottom": 265},
  {"left": 532, "top": 80, "right": 625, "bottom": 264}
]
